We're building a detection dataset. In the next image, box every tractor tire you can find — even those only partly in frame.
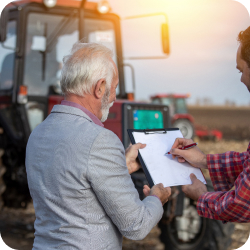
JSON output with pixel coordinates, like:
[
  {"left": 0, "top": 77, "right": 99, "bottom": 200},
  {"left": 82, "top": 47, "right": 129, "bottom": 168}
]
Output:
[
  {"left": 173, "top": 119, "right": 195, "bottom": 139},
  {"left": 159, "top": 179, "right": 235, "bottom": 250},
  {"left": 0, "top": 149, "right": 6, "bottom": 210}
]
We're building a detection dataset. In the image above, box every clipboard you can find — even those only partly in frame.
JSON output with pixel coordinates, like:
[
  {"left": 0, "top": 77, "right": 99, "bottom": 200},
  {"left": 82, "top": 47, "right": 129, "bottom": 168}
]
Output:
[{"left": 127, "top": 128, "right": 206, "bottom": 188}]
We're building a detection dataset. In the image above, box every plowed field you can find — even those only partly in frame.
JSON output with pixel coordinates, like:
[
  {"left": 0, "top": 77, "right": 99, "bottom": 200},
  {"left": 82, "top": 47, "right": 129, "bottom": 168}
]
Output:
[{"left": 188, "top": 106, "right": 250, "bottom": 140}]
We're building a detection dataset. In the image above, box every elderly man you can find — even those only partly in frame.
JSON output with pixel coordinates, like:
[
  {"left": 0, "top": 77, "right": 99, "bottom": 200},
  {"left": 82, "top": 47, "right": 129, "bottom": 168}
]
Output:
[
  {"left": 26, "top": 42, "right": 171, "bottom": 250},
  {"left": 170, "top": 26, "right": 250, "bottom": 223}
]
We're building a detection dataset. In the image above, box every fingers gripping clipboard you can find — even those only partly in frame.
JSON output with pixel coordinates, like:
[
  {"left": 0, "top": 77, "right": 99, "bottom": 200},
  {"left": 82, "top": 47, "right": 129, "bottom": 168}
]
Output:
[{"left": 127, "top": 128, "right": 206, "bottom": 188}]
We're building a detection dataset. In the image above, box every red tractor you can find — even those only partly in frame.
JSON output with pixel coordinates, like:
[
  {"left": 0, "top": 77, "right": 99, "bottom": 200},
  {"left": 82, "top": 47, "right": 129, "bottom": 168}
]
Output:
[
  {"left": 0, "top": 1, "right": 231, "bottom": 249},
  {"left": 151, "top": 94, "right": 195, "bottom": 139},
  {"left": 151, "top": 94, "right": 223, "bottom": 141}
]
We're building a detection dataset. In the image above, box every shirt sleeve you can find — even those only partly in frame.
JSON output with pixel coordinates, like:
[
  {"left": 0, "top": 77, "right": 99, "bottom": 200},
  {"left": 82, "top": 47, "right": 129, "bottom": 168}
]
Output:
[
  {"left": 87, "top": 129, "right": 163, "bottom": 240},
  {"left": 207, "top": 151, "right": 248, "bottom": 191},
  {"left": 196, "top": 150, "right": 250, "bottom": 222}
]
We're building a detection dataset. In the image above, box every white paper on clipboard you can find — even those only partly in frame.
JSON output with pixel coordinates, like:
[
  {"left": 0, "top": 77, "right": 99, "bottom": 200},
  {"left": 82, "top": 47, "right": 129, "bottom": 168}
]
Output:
[{"left": 132, "top": 130, "right": 206, "bottom": 187}]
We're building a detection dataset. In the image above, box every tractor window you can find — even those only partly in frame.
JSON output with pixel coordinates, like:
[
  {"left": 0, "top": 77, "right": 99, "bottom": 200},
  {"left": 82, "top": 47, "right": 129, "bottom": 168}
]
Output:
[
  {"left": 175, "top": 98, "right": 187, "bottom": 114},
  {"left": 160, "top": 97, "right": 175, "bottom": 117},
  {"left": 161, "top": 97, "right": 174, "bottom": 107},
  {"left": 152, "top": 98, "right": 161, "bottom": 104},
  {"left": 0, "top": 20, "right": 17, "bottom": 91},
  {"left": 83, "top": 18, "right": 118, "bottom": 93},
  {"left": 84, "top": 18, "right": 117, "bottom": 65},
  {"left": 24, "top": 13, "right": 79, "bottom": 96}
]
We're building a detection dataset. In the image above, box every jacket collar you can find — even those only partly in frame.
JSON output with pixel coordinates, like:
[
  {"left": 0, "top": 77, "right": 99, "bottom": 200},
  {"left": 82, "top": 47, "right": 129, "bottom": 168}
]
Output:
[
  {"left": 61, "top": 100, "right": 104, "bottom": 127},
  {"left": 51, "top": 104, "right": 99, "bottom": 125}
]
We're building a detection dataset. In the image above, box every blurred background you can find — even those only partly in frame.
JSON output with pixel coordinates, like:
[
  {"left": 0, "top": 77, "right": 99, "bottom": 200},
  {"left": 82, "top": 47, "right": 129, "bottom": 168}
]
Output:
[
  {"left": 0, "top": 0, "right": 250, "bottom": 250},
  {"left": 93, "top": 0, "right": 250, "bottom": 106}
]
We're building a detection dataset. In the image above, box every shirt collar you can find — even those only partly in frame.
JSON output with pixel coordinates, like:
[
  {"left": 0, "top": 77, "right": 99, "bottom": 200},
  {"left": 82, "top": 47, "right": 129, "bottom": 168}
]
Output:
[{"left": 61, "top": 100, "right": 104, "bottom": 127}]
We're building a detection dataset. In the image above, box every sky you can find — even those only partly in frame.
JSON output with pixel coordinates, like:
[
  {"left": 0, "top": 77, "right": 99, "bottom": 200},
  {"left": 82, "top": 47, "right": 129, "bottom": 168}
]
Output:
[{"left": 91, "top": 0, "right": 250, "bottom": 105}]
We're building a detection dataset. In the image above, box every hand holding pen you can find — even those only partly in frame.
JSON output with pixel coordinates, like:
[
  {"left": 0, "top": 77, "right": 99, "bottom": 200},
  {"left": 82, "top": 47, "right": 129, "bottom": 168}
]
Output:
[
  {"left": 165, "top": 143, "right": 198, "bottom": 155},
  {"left": 168, "top": 138, "right": 208, "bottom": 169}
]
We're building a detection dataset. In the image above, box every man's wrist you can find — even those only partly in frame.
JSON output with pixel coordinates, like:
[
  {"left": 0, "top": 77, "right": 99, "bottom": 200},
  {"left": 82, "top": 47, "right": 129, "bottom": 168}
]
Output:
[
  {"left": 150, "top": 195, "right": 162, "bottom": 204},
  {"left": 126, "top": 162, "right": 131, "bottom": 174},
  {"left": 197, "top": 191, "right": 207, "bottom": 201},
  {"left": 201, "top": 154, "right": 208, "bottom": 169}
]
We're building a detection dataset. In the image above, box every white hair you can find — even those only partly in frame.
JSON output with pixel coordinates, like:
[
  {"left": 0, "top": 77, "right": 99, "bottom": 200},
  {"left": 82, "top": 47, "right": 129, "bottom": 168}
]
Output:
[{"left": 60, "top": 42, "right": 116, "bottom": 97}]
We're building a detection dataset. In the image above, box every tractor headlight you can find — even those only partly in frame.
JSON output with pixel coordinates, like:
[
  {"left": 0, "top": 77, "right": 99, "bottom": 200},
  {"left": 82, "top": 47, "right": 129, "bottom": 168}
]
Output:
[
  {"left": 97, "top": 0, "right": 111, "bottom": 14},
  {"left": 43, "top": 0, "right": 57, "bottom": 8}
]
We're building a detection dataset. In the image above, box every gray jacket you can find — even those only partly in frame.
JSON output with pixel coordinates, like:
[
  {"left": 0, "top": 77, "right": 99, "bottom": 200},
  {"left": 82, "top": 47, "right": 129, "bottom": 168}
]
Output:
[{"left": 26, "top": 104, "right": 163, "bottom": 250}]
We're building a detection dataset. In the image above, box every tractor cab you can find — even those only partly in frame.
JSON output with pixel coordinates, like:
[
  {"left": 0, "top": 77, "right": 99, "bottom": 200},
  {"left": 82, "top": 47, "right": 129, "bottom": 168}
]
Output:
[
  {"left": 0, "top": 0, "right": 126, "bottom": 144},
  {"left": 0, "top": 0, "right": 171, "bottom": 208},
  {"left": 151, "top": 94, "right": 189, "bottom": 115},
  {"left": 0, "top": 0, "right": 171, "bottom": 145},
  {"left": 151, "top": 94, "right": 195, "bottom": 139}
]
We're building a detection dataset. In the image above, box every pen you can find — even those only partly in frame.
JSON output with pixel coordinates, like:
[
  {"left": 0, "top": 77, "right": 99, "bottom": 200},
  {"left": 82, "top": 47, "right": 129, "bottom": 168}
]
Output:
[{"left": 165, "top": 143, "right": 198, "bottom": 155}]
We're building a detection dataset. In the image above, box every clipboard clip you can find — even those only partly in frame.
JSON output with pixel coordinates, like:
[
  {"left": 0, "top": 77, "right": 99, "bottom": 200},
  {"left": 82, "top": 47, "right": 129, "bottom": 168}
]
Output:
[{"left": 144, "top": 129, "right": 167, "bottom": 134}]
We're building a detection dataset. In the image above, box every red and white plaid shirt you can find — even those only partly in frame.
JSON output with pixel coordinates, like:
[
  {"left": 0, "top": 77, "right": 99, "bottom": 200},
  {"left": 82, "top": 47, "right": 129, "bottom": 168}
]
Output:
[{"left": 197, "top": 142, "right": 250, "bottom": 222}]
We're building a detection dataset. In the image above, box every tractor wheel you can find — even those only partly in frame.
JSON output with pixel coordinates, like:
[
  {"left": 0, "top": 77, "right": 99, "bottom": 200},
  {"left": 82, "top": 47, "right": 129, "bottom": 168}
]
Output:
[
  {"left": 0, "top": 149, "right": 6, "bottom": 210},
  {"left": 159, "top": 179, "right": 235, "bottom": 250},
  {"left": 173, "top": 119, "right": 194, "bottom": 139}
]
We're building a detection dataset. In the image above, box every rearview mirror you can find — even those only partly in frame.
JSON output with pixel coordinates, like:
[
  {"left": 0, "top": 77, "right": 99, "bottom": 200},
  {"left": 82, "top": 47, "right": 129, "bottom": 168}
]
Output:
[
  {"left": 162, "top": 23, "right": 170, "bottom": 55},
  {"left": 122, "top": 13, "right": 170, "bottom": 60},
  {"left": 0, "top": 8, "right": 8, "bottom": 42}
]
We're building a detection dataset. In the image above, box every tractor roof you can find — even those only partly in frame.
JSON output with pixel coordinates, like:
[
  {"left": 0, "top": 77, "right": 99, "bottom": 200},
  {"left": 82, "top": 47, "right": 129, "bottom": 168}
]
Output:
[{"left": 6, "top": 0, "right": 97, "bottom": 10}]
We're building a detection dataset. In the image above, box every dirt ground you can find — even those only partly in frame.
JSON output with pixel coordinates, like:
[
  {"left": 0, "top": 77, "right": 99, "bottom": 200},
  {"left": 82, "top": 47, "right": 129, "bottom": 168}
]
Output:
[
  {"left": 188, "top": 106, "right": 250, "bottom": 140},
  {"left": 0, "top": 140, "right": 249, "bottom": 250}
]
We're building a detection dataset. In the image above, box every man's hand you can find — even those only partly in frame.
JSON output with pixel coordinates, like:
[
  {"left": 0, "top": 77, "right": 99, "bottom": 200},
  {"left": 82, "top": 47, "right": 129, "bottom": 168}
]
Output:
[
  {"left": 182, "top": 174, "right": 208, "bottom": 201},
  {"left": 125, "top": 143, "right": 146, "bottom": 174},
  {"left": 143, "top": 184, "right": 171, "bottom": 206},
  {"left": 170, "top": 138, "right": 208, "bottom": 169}
]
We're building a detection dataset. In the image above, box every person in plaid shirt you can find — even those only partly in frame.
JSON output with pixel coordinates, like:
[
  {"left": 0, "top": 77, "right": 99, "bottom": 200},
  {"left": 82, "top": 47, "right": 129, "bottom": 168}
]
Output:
[{"left": 169, "top": 26, "right": 250, "bottom": 223}]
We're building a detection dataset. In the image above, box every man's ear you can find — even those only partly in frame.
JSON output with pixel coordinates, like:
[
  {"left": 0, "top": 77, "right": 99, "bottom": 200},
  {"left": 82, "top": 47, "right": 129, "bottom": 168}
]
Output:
[{"left": 94, "top": 78, "right": 106, "bottom": 99}]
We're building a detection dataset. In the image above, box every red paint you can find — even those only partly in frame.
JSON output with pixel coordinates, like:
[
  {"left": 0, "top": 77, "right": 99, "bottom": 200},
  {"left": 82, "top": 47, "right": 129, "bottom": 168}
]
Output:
[
  {"left": 195, "top": 129, "right": 223, "bottom": 141},
  {"left": 103, "top": 102, "right": 123, "bottom": 141},
  {"left": 0, "top": 95, "right": 11, "bottom": 104},
  {"left": 172, "top": 114, "right": 194, "bottom": 124},
  {"left": 48, "top": 95, "right": 64, "bottom": 114}
]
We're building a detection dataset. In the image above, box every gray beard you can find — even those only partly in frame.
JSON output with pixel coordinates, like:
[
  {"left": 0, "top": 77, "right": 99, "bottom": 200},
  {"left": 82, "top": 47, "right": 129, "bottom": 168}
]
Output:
[
  {"left": 101, "top": 101, "right": 114, "bottom": 122},
  {"left": 100, "top": 88, "right": 114, "bottom": 122}
]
